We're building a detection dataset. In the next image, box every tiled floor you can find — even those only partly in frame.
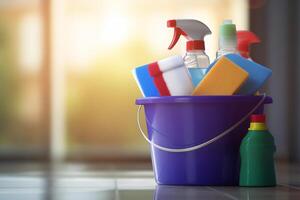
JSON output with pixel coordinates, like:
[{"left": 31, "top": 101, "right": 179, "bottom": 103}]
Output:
[{"left": 0, "top": 161, "right": 299, "bottom": 200}]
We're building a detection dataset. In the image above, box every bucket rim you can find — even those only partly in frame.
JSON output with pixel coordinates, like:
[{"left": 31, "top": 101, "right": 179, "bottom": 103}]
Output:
[{"left": 136, "top": 95, "right": 272, "bottom": 105}]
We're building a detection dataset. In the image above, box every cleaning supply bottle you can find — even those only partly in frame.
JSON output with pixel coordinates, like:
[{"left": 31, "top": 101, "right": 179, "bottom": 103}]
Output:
[
  {"left": 239, "top": 114, "right": 276, "bottom": 187},
  {"left": 216, "top": 20, "right": 238, "bottom": 58},
  {"left": 237, "top": 31, "right": 261, "bottom": 60},
  {"left": 237, "top": 31, "right": 261, "bottom": 95},
  {"left": 167, "top": 19, "right": 211, "bottom": 86}
]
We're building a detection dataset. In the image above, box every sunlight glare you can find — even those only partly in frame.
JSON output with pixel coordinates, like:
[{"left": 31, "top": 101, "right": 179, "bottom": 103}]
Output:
[
  {"left": 19, "top": 14, "right": 42, "bottom": 73},
  {"left": 98, "top": 9, "right": 132, "bottom": 47}
]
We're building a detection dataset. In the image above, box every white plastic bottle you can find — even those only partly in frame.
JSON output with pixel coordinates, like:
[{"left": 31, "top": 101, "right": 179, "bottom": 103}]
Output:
[
  {"left": 167, "top": 19, "right": 211, "bottom": 86},
  {"left": 216, "top": 20, "right": 238, "bottom": 58}
]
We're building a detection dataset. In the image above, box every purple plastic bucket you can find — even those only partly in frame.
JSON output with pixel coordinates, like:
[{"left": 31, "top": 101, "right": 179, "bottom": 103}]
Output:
[{"left": 136, "top": 95, "right": 272, "bottom": 186}]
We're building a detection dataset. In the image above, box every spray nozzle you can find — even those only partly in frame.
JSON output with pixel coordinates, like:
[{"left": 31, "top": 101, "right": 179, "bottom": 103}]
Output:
[
  {"left": 167, "top": 19, "right": 211, "bottom": 51},
  {"left": 167, "top": 20, "right": 187, "bottom": 49},
  {"left": 237, "top": 31, "right": 261, "bottom": 58}
]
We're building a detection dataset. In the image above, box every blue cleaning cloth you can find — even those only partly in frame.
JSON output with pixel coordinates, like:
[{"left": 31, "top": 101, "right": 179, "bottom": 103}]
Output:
[
  {"left": 206, "top": 54, "right": 272, "bottom": 95},
  {"left": 132, "top": 64, "right": 159, "bottom": 97}
]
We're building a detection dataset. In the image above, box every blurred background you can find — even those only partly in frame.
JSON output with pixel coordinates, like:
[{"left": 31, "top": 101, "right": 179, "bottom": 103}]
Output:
[{"left": 0, "top": 0, "right": 299, "bottom": 164}]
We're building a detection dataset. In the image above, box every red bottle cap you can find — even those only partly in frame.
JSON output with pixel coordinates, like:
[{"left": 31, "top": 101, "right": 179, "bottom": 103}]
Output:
[
  {"left": 250, "top": 114, "right": 266, "bottom": 123},
  {"left": 186, "top": 40, "right": 205, "bottom": 51}
]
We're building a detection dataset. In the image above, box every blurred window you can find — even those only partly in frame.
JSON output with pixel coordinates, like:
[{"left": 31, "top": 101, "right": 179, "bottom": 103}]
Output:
[
  {"left": 0, "top": 0, "right": 248, "bottom": 160},
  {"left": 64, "top": 0, "right": 249, "bottom": 159},
  {"left": 0, "top": 0, "right": 46, "bottom": 158}
]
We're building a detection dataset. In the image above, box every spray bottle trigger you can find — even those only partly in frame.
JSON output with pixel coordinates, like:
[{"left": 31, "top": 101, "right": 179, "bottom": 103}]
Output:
[{"left": 168, "top": 27, "right": 186, "bottom": 50}]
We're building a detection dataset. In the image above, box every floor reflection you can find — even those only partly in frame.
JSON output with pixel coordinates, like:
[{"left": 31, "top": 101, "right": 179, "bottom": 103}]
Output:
[
  {"left": 154, "top": 185, "right": 300, "bottom": 200},
  {"left": 155, "top": 185, "right": 226, "bottom": 200},
  {"left": 0, "top": 162, "right": 299, "bottom": 200}
]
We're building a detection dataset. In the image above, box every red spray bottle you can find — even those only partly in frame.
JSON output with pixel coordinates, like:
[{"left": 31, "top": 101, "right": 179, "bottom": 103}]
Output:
[{"left": 237, "top": 31, "right": 260, "bottom": 60}]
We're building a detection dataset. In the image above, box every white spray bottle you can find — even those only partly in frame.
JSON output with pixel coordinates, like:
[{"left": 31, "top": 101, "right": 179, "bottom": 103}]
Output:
[{"left": 167, "top": 19, "right": 212, "bottom": 86}]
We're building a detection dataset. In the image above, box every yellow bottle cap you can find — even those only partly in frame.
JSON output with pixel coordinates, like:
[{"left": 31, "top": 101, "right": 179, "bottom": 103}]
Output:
[{"left": 248, "top": 122, "right": 267, "bottom": 131}]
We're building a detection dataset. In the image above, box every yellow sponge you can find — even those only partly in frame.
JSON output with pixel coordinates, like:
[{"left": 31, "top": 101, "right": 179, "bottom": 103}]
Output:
[{"left": 192, "top": 57, "right": 249, "bottom": 96}]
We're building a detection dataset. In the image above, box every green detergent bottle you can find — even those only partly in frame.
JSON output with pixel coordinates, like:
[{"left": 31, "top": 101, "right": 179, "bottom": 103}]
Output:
[{"left": 239, "top": 114, "right": 276, "bottom": 186}]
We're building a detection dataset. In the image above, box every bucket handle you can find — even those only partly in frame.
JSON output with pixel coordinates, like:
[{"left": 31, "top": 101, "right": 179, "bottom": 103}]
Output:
[{"left": 137, "top": 94, "right": 267, "bottom": 153}]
